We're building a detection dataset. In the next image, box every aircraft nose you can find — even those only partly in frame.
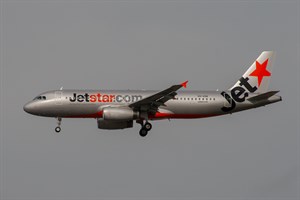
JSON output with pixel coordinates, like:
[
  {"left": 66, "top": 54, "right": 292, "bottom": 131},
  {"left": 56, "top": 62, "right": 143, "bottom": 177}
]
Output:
[{"left": 23, "top": 102, "right": 35, "bottom": 114}]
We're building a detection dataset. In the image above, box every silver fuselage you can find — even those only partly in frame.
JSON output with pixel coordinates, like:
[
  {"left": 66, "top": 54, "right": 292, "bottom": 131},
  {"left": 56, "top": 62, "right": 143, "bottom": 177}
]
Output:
[{"left": 24, "top": 89, "right": 281, "bottom": 119}]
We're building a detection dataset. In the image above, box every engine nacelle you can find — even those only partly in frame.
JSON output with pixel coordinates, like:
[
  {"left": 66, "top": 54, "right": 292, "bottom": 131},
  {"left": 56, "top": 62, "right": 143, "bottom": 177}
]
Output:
[
  {"left": 97, "top": 118, "right": 133, "bottom": 130},
  {"left": 102, "top": 107, "right": 139, "bottom": 121}
]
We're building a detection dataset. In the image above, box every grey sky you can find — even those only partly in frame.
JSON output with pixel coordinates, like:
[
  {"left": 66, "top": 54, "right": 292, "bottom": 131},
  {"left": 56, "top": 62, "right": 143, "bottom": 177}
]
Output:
[{"left": 0, "top": 0, "right": 299, "bottom": 200}]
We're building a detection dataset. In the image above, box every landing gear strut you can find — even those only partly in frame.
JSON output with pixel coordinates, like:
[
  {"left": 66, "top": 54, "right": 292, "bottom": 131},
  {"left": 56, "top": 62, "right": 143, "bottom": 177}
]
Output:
[
  {"left": 55, "top": 117, "right": 62, "bottom": 133},
  {"left": 137, "top": 120, "right": 152, "bottom": 137}
]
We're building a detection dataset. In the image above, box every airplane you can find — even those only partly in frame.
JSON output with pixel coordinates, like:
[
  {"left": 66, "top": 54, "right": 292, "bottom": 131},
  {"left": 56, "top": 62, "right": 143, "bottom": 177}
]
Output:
[{"left": 24, "top": 51, "right": 282, "bottom": 137}]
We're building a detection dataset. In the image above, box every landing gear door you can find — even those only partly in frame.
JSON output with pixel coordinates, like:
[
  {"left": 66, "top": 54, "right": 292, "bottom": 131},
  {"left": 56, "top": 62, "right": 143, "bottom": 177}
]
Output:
[{"left": 55, "top": 91, "right": 63, "bottom": 105}]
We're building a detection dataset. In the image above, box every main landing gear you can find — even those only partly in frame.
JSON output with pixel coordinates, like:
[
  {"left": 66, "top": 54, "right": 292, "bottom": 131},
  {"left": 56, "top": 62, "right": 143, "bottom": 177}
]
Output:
[
  {"left": 55, "top": 117, "right": 62, "bottom": 133},
  {"left": 138, "top": 120, "right": 152, "bottom": 137}
]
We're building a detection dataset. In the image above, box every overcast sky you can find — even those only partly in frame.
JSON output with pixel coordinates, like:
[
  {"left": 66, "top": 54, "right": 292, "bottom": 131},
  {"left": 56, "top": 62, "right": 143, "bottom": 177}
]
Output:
[{"left": 0, "top": 0, "right": 299, "bottom": 200}]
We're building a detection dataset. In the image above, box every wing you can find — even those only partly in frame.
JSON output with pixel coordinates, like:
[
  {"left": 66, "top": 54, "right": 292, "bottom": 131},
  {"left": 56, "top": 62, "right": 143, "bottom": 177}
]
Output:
[{"left": 129, "top": 81, "right": 188, "bottom": 113}]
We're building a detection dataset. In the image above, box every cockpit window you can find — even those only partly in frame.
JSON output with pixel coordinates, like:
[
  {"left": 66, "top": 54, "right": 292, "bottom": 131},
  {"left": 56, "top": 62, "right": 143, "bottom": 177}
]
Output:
[{"left": 34, "top": 96, "right": 46, "bottom": 100}]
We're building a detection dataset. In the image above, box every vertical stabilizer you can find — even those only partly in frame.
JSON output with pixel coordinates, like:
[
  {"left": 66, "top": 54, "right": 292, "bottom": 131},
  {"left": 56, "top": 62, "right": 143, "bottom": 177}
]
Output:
[{"left": 230, "top": 51, "right": 274, "bottom": 94}]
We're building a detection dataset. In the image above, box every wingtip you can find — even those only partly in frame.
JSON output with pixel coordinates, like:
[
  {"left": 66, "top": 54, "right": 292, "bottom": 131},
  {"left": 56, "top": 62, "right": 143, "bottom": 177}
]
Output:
[{"left": 181, "top": 80, "right": 188, "bottom": 88}]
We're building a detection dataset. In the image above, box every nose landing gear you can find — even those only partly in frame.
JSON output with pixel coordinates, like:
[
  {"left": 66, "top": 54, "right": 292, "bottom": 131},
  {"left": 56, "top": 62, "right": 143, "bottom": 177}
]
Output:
[
  {"left": 55, "top": 126, "right": 61, "bottom": 133},
  {"left": 55, "top": 117, "right": 62, "bottom": 133}
]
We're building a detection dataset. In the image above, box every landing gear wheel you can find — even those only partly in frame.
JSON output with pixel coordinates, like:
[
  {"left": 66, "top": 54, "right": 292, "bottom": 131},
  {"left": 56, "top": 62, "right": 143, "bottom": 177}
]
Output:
[
  {"left": 144, "top": 122, "right": 152, "bottom": 131},
  {"left": 55, "top": 126, "right": 61, "bottom": 133},
  {"left": 55, "top": 117, "right": 62, "bottom": 133},
  {"left": 139, "top": 128, "right": 148, "bottom": 137}
]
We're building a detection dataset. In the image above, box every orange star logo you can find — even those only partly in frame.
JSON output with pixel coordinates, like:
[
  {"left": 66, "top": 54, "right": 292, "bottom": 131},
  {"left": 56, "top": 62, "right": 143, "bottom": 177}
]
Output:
[{"left": 249, "top": 59, "right": 271, "bottom": 86}]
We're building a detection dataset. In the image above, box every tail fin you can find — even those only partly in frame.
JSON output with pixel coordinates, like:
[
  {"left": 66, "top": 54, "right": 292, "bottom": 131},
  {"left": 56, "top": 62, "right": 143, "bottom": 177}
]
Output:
[{"left": 230, "top": 51, "right": 274, "bottom": 94}]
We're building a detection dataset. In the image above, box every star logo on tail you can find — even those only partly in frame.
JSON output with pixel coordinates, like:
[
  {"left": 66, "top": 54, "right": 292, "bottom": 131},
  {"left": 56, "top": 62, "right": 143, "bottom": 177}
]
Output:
[{"left": 249, "top": 59, "right": 271, "bottom": 86}]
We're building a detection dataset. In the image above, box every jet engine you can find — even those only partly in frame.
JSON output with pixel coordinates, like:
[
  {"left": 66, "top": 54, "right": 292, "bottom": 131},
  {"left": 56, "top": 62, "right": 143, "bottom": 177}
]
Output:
[
  {"left": 102, "top": 107, "right": 139, "bottom": 121},
  {"left": 97, "top": 118, "right": 133, "bottom": 129}
]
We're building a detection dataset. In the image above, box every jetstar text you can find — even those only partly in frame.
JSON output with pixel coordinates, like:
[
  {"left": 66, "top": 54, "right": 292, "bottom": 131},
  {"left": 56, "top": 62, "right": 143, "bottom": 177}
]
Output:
[{"left": 69, "top": 93, "right": 143, "bottom": 103}]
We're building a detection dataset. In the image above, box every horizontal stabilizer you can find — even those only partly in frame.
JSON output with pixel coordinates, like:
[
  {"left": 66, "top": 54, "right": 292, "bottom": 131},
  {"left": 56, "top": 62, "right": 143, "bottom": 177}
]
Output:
[{"left": 248, "top": 91, "right": 280, "bottom": 103}]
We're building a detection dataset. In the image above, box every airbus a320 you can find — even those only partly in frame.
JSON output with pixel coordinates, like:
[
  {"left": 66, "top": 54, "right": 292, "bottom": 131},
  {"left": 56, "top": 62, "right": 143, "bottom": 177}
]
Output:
[{"left": 24, "top": 51, "right": 282, "bottom": 137}]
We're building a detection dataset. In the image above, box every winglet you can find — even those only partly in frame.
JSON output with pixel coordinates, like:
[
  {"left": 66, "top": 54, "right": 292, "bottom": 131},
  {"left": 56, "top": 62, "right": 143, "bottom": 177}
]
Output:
[{"left": 181, "top": 80, "right": 188, "bottom": 88}]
